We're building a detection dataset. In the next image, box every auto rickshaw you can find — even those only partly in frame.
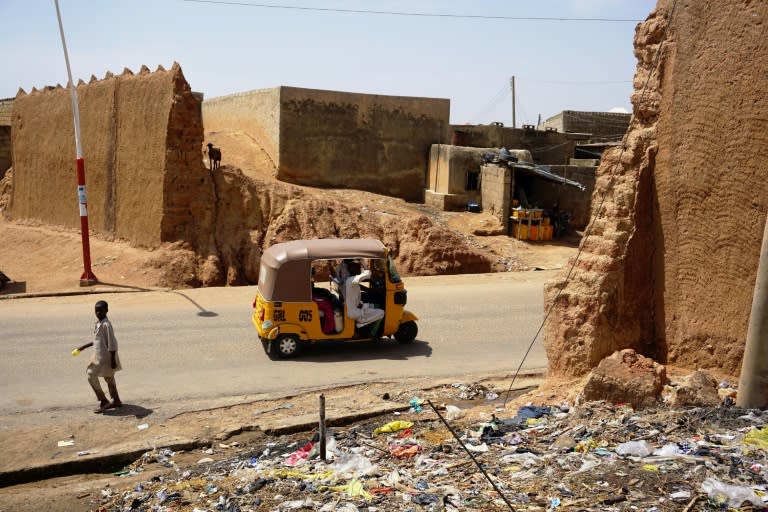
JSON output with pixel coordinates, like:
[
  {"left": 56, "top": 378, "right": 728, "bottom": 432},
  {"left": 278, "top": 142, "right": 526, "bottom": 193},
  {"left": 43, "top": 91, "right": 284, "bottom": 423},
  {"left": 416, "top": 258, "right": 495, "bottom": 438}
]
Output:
[{"left": 251, "top": 238, "right": 418, "bottom": 358}]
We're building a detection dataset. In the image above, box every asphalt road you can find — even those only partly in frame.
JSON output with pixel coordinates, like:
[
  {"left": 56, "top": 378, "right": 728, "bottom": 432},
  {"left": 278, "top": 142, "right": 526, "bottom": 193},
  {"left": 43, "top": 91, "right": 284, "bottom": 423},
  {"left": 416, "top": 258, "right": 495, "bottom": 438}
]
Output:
[{"left": 0, "top": 271, "right": 553, "bottom": 415}]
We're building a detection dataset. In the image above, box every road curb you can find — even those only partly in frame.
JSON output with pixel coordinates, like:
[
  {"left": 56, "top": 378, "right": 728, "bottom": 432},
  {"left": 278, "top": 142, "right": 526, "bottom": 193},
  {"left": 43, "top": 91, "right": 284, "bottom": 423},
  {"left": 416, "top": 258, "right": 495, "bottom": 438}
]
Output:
[
  {"left": 0, "top": 287, "right": 169, "bottom": 300},
  {"left": 0, "top": 404, "right": 412, "bottom": 488}
]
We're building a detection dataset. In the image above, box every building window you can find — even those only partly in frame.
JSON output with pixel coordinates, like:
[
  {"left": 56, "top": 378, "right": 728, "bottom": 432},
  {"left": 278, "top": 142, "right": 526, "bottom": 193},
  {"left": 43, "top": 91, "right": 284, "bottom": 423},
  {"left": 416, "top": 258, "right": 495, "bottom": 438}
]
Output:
[{"left": 466, "top": 170, "right": 480, "bottom": 191}]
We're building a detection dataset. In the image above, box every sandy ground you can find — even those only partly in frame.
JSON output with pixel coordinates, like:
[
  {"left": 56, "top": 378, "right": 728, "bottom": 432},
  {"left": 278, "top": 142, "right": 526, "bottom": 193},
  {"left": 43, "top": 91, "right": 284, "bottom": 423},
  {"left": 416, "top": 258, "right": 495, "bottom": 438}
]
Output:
[{"left": 0, "top": 211, "right": 580, "bottom": 295}]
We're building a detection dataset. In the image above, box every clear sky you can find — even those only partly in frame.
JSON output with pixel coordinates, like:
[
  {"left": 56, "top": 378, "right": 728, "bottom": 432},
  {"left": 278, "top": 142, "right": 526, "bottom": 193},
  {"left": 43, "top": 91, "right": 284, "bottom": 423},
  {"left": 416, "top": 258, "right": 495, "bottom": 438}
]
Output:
[{"left": 1, "top": 0, "right": 657, "bottom": 126}]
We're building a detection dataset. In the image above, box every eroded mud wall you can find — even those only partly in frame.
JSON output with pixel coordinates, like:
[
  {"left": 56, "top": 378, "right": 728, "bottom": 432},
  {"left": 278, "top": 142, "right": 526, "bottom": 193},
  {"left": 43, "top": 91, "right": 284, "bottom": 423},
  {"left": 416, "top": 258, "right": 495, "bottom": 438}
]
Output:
[
  {"left": 544, "top": 0, "right": 768, "bottom": 377},
  {"left": 202, "top": 88, "right": 280, "bottom": 170},
  {"left": 9, "top": 64, "right": 213, "bottom": 249},
  {"left": 278, "top": 87, "right": 449, "bottom": 202}
]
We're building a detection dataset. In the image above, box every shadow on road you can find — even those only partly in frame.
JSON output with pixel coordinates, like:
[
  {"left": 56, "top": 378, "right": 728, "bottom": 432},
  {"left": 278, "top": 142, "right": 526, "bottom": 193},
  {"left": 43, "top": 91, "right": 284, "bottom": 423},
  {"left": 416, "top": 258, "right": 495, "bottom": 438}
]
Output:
[
  {"left": 290, "top": 338, "right": 432, "bottom": 362},
  {"left": 168, "top": 290, "right": 219, "bottom": 317},
  {"left": 102, "top": 404, "right": 153, "bottom": 419}
]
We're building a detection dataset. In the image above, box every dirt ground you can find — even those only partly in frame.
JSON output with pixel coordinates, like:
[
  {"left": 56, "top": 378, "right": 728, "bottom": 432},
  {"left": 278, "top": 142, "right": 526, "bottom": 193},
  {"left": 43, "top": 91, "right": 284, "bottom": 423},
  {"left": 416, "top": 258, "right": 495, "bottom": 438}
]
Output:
[{"left": 0, "top": 176, "right": 580, "bottom": 295}]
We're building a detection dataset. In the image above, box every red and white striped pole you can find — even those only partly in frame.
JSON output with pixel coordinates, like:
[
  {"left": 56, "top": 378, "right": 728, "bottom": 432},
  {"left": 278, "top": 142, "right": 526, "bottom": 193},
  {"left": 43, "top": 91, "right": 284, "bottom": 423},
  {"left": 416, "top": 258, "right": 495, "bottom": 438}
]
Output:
[{"left": 54, "top": 0, "right": 97, "bottom": 286}]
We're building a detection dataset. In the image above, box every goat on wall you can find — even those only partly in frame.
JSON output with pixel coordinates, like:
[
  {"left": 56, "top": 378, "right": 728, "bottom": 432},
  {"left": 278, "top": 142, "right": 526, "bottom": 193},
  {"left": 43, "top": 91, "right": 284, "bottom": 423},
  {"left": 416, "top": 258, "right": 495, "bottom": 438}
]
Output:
[{"left": 206, "top": 143, "right": 221, "bottom": 170}]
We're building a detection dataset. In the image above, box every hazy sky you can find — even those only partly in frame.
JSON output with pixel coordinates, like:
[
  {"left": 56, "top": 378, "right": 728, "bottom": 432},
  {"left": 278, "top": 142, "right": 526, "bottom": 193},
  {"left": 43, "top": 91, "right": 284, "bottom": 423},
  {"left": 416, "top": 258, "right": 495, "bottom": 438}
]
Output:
[{"left": 1, "top": 0, "right": 657, "bottom": 126}]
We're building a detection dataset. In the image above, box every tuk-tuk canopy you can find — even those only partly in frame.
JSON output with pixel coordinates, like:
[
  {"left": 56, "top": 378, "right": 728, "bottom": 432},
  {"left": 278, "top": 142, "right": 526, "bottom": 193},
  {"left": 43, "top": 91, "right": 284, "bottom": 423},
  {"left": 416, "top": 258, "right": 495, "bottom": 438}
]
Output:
[{"left": 258, "top": 239, "right": 387, "bottom": 302}]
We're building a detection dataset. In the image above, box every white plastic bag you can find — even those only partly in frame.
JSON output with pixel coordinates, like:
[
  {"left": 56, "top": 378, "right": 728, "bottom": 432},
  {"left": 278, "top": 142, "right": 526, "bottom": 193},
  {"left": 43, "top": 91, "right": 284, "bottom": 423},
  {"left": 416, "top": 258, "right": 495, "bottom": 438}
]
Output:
[
  {"left": 615, "top": 440, "right": 651, "bottom": 457},
  {"left": 701, "top": 477, "right": 762, "bottom": 507},
  {"left": 445, "top": 405, "right": 465, "bottom": 420}
]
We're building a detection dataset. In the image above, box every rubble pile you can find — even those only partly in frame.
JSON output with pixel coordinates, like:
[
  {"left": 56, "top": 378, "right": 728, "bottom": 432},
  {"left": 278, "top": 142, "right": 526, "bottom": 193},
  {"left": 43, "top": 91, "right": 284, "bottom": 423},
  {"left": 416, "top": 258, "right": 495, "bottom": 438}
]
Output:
[{"left": 95, "top": 397, "right": 768, "bottom": 512}]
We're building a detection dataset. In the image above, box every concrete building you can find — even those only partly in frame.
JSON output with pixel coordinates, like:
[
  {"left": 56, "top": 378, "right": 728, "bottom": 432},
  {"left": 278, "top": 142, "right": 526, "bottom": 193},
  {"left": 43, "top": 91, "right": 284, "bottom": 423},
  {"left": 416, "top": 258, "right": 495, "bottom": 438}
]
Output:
[{"left": 539, "top": 110, "right": 631, "bottom": 140}]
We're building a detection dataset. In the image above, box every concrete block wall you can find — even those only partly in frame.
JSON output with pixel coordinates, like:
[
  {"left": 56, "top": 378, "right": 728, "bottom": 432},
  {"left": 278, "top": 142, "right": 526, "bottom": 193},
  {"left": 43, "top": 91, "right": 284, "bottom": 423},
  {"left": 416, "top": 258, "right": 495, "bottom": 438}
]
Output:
[
  {"left": 540, "top": 110, "right": 631, "bottom": 138},
  {"left": 480, "top": 164, "right": 512, "bottom": 231}
]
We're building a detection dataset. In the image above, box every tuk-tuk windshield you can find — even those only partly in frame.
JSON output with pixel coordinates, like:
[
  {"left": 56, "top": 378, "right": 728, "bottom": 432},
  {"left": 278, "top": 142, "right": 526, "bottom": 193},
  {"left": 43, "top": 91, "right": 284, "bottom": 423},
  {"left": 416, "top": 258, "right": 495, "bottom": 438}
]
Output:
[{"left": 387, "top": 255, "right": 402, "bottom": 283}]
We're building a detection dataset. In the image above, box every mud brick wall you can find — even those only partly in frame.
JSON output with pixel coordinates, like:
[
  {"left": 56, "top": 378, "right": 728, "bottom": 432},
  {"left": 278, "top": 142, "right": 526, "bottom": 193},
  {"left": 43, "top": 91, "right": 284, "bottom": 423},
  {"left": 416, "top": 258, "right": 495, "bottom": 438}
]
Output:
[
  {"left": 0, "top": 98, "right": 12, "bottom": 177},
  {"left": 449, "top": 125, "right": 580, "bottom": 165},
  {"left": 9, "top": 63, "right": 213, "bottom": 249},
  {"left": 533, "top": 165, "right": 596, "bottom": 230},
  {"left": 202, "top": 88, "right": 280, "bottom": 170},
  {"left": 278, "top": 87, "right": 449, "bottom": 202},
  {"left": 544, "top": 0, "right": 768, "bottom": 377}
]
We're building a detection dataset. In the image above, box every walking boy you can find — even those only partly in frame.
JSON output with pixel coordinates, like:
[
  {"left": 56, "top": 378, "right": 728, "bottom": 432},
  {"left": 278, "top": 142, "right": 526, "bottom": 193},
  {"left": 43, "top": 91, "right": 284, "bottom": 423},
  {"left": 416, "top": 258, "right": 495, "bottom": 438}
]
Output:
[{"left": 73, "top": 300, "right": 122, "bottom": 413}]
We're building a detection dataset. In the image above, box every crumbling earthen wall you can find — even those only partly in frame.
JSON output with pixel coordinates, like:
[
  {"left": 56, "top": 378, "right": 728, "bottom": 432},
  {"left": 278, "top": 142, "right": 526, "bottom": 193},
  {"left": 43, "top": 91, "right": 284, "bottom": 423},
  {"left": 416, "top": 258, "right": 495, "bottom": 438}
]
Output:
[
  {"left": 544, "top": 0, "right": 768, "bottom": 377},
  {"left": 9, "top": 64, "right": 213, "bottom": 249},
  {"left": 202, "top": 88, "right": 280, "bottom": 170}
]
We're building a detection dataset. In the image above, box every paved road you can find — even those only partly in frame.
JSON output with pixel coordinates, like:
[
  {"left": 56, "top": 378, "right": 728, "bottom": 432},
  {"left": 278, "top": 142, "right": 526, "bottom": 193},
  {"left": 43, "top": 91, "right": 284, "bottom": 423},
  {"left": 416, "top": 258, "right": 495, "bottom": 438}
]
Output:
[{"left": 0, "top": 271, "right": 553, "bottom": 415}]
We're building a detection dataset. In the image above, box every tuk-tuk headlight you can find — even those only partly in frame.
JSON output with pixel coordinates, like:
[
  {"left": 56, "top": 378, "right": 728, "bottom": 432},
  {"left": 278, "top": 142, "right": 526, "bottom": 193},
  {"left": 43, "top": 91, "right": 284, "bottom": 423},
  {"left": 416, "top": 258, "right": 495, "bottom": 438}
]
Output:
[{"left": 262, "top": 319, "right": 273, "bottom": 330}]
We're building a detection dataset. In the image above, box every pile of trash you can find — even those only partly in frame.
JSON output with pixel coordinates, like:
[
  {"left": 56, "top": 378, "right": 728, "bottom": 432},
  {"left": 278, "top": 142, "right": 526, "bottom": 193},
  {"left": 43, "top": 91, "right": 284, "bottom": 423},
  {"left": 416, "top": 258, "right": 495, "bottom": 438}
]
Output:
[{"left": 92, "top": 396, "right": 768, "bottom": 512}]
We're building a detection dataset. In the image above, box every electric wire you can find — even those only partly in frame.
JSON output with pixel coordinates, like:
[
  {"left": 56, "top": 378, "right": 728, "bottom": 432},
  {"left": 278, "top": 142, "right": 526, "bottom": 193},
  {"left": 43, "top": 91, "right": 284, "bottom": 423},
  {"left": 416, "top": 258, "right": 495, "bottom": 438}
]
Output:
[
  {"left": 502, "top": 0, "right": 679, "bottom": 408},
  {"left": 468, "top": 85, "right": 510, "bottom": 123},
  {"left": 427, "top": 400, "right": 515, "bottom": 511},
  {"left": 182, "top": 0, "right": 644, "bottom": 22}
]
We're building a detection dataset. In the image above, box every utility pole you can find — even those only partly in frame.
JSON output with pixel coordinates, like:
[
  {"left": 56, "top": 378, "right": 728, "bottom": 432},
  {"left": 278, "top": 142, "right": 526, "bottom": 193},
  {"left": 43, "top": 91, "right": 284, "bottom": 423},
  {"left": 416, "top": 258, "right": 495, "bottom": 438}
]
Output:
[
  {"left": 737, "top": 213, "right": 768, "bottom": 409},
  {"left": 54, "top": 0, "right": 97, "bottom": 286},
  {"left": 509, "top": 76, "right": 516, "bottom": 128}
]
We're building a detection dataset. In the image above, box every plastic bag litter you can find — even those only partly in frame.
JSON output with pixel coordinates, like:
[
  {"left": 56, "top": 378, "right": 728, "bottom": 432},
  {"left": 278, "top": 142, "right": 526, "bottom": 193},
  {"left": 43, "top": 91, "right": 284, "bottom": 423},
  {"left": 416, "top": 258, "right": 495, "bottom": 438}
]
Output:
[
  {"left": 319, "top": 478, "right": 373, "bottom": 500},
  {"left": 701, "top": 477, "right": 763, "bottom": 507},
  {"left": 465, "top": 443, "right": 489, "bottom": 453},
  {"left": 373, "top": 420, "right": 413, "bottom": 435},
  {"left": 653, "top": 443, "right": 681, "bottom": 456},
  {"left": 444, "top": 405, "right": 465, "bottom": 420},
  {"left": 745, "top": 426, "right": 768, "bottom": 450},
  {"left": 331, "top": 453, "right": 376, "bottom": 477},
  {"left": 615, "top": 440, "right": 651, "bottom": 457},
  {"left": 278, "top": 497, "right": 320, "bottom": 510}
]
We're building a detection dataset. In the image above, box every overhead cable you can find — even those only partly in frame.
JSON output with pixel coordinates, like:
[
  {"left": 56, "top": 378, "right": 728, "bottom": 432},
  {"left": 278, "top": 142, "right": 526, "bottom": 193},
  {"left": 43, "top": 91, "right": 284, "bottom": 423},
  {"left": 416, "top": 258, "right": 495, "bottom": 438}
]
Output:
[{"left": 182, "top": 0, "right": 643, "bottom": 22}]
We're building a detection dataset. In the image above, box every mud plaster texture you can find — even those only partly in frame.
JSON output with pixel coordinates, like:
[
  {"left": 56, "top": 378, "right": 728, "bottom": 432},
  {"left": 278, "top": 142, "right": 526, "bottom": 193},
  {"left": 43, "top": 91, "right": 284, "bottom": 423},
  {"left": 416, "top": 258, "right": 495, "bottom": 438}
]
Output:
[{"left": 544, "top": 0, "right": 768, "bottom": 377}]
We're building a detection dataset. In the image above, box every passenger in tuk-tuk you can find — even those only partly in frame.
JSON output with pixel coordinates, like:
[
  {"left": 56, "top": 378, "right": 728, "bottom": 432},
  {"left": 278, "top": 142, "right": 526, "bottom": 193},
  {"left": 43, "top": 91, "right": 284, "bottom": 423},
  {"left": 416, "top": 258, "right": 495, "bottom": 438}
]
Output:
[
  {"left": 344, "top": 261, "right": 385, "bottom": 328},
  {"left": 332, "top": 259, "right": 354, "bottom": 299},
  {"left": 311, "top": 268, "right": 337, "bottom": 334}
]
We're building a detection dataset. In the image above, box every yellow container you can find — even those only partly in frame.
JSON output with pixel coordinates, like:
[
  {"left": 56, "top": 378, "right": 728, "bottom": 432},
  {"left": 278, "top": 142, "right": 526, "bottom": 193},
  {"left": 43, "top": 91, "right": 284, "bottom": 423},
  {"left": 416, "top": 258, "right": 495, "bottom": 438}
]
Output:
[
  {"left": 513, "top": 223, "right": 528, "bottom": 239},
  {"left": 512, "top": 209, "right": 527, "bottom": 219},
  {"left": 543, "top": 217, "right": 551, "bottom": 226},
  {"left": 529, "top": 225, "right": 539, "bottom": 240},
  {"left": 532, "top": 210, "right": 543, "bottom": 219},
  {"left": 541, "top": 225, "right": 553, "bottom": 241}
]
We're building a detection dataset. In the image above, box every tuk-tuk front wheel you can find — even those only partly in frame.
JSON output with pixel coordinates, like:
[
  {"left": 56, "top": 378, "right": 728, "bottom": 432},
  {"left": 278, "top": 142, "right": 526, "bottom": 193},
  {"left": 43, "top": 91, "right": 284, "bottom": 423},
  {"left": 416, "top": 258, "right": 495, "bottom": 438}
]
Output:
[
  {"left": 394, "top": 320, "right": 418, "bottom": 344},
  {"left": 269, "top": 334, "right": 302, "bottom": 359}
]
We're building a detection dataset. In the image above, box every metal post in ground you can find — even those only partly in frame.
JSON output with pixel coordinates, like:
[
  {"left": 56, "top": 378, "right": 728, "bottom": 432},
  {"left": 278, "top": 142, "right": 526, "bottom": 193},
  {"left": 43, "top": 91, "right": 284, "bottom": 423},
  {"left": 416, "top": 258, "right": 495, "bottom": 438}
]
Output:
[
  {"left": 319, "top": 394, "right": 327, "bottom": 461},
  {"left": 737, "top": 213, "right": 768, "bottom": 409}
]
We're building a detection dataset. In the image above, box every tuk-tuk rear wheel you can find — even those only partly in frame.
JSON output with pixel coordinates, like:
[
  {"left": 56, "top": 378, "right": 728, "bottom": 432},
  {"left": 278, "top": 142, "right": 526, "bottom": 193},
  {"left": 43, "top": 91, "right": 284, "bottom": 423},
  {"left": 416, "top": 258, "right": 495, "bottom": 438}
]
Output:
[
  {"left": 270, "top": 334, "right": 302, "bottom": 359},
  {"left": 394, "top": 320, "right": 418, "bottom": 344}
]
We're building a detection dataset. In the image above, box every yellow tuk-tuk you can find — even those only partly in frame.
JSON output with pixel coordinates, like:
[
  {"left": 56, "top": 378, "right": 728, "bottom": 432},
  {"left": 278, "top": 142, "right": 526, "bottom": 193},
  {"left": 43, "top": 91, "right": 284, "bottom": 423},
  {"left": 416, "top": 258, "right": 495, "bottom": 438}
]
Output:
[{"left": 252, "top": 239, "right": 418, "bottom": 358}]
